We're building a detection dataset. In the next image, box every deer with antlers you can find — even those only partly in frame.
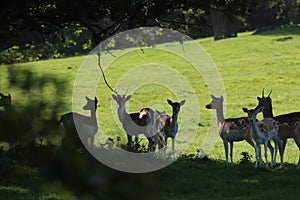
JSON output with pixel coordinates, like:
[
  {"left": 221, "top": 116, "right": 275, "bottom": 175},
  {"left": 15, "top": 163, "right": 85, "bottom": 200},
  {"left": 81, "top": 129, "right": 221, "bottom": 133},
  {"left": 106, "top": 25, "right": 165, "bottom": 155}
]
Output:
[
  {"left": 243, "top": 106, "right": 279, "bottom": 168},
  {"left": 255, "top": 89, "right": 300, "bottom": 169},
  {"left": 59, "top": 97, "right": 98, "bottom": 149},
  {"left": 112, "top": 93, "right": 157, "bottom": 152}
]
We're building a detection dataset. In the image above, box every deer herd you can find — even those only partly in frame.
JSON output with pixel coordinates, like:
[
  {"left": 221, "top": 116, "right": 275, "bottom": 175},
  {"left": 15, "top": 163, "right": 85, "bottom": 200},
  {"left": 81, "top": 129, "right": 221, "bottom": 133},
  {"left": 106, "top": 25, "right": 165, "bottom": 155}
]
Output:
[{"left": 1, "top": 89, "right": 300, "bottom": 169}]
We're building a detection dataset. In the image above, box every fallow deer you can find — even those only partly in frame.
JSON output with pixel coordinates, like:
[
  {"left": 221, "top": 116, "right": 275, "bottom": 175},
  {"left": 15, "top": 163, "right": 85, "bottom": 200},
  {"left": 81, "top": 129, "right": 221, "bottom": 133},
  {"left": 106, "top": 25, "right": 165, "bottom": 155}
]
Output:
[
  {"left": 206, "top": 95, "right": 255, "bottom": 165},
  {"left": 156, "top": 99, "right": 185, "bottom": 157},
  {"left": 0, "top": 93, "right": 12, "bottom": 111},
  {"left": 243, "top": 106, "right": 279, "bottom": 168},
  {"left": 58, "top": 97, "right": 98, "bottom": 148},
  {"left": 112, "top": 94, "right": 157, "bottom": 151},
  {"left": 255, "top": 89, "right": 300, "bottom": 169}
]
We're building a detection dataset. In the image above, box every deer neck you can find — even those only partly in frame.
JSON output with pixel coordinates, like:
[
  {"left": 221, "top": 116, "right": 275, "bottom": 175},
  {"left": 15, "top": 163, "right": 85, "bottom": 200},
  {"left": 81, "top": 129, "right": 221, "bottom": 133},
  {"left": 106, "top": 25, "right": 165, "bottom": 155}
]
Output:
[
  {"left": 215, "top": 104, "right": 225, "bottom": 127},
  {"left": 90, "top": 108, "right": 97, "bottom": 121},
  {"left": 171, "top": 110, "right": 179, "bottom": 127},
  {"left": 117, "top": 103, "right": 129, "bottom": 122},
  {"left": 263, "top": 103, "right": 274, "bottom": 118},
  {"left": 250, "top": 119, "right": 264, "bottom": 138}
]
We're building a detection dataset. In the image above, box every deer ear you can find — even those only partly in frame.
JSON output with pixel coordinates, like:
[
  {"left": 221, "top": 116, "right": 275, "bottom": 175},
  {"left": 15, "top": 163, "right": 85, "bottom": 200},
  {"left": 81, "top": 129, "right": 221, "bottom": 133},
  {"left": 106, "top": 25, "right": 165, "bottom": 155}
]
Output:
[
  {"left": 257, "top": 97, "right": 262, "bottom": 101},
  {"left": 180, "top": 100, "right": 186, "bottom": 106},
  {"left": 8, "top": 94, "right": 11, "bottom": 98},
  {"left": 85, "top": 96, "right": 91, "bottom": 101},
  {"left": 220, "top": 95, "right": 224, "bottom": 102},
  {"left": 242, "top": 108, "right": 248, "bottom": 113},
  {"left": 94, "top": 97, "right": 98, "bottom": 103},
  {"left": 167, "top": 99, "right": 173, "bottom": 105},
  {"left": 210, "top": 94, "right": 216, "bottom": 99},
  {"left": 0, "top": 93, "right": 4, "bottom": 97},
  {"left": 125, "top": 95, "right": 132, "bottom": 101},
  {"left": 256, "top": 106, "right": 264, "bottom": 113},
  {"left": 112, "top": 94, "right": 117, "bottom": 100}
]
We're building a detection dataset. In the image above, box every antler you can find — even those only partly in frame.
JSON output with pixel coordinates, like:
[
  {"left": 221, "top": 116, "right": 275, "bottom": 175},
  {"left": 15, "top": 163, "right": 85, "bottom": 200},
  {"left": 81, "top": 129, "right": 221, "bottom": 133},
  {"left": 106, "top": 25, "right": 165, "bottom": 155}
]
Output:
[
  {"left": 262, "top": 88, "right": 265, "bottom": 98},
  {"left": 268, "top": 90, "right": 272, "bottom": 97},
  {"left": 97, "top": 48, "right": 118, "bottom": 95}
]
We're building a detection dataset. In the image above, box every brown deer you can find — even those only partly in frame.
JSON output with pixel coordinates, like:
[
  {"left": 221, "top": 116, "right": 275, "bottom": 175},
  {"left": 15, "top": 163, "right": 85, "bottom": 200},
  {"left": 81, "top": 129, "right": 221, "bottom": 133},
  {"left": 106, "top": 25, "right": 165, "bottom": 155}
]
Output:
[
  {"left": 243, "top": 106, "right": 279, "bottom": 168},
  {"left": 156, "top": 99, "right": 185, "bottom": 157},
  {"left": 58, "top": 97, "right": 98, "bottom": 149},
  {"left": 206, "top": 95, "right": 256, "bottom": 165},
  {"left": 112, "top": 94, "right": 157, "bottom": 151},
  {"left": 255, "top": 89, "right": 300, "bottom": 169}
]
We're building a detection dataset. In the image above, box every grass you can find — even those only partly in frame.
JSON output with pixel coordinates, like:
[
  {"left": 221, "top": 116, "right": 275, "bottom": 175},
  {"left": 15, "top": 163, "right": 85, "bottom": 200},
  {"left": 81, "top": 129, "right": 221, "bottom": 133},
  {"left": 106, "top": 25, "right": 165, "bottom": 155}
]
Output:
[{"left": 0, "top": 26, "right": 300, "bottom": 199}]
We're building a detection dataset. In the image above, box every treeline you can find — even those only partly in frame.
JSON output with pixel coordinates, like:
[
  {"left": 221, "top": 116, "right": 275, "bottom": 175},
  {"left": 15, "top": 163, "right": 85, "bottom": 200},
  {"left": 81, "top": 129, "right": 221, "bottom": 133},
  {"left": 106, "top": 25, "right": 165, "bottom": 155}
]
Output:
[{"left": 0, "top": 0, "right": 299, "bottom": 64}]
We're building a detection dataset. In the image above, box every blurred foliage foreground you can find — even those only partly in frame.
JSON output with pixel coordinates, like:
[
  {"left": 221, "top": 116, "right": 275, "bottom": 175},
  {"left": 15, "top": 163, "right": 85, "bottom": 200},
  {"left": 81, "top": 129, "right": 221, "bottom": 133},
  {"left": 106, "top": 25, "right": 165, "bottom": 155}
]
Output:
[{"left": 0, "top": 67, "right": 162, "bottom": 200}]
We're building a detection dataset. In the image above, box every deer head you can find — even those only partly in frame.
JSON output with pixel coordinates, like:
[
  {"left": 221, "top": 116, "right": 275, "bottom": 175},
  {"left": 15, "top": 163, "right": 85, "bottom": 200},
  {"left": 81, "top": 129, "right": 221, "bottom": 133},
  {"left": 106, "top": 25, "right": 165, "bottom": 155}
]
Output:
[
  {"left": 167, "top": 99, "right": 185, "bottom": 113},
  {"left": 83, "top": 97, "right": 98, "bottom": 111},
  {"left": 242, "top": 106, "right": 264, "bottom": 123},
  {"left": 205, "top": 94, "right": 224, "bottom": 109},
  {"left": 255, "top": 89, "right": 273, "bottom": 118}
]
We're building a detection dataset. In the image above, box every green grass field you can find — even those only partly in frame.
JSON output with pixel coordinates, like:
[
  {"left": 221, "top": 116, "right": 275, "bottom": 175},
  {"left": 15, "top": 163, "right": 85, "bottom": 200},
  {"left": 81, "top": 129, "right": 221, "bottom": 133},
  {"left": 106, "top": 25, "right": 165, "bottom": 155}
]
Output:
[{"left": 1, "top": 26, "right": 300, "bottom": 199}]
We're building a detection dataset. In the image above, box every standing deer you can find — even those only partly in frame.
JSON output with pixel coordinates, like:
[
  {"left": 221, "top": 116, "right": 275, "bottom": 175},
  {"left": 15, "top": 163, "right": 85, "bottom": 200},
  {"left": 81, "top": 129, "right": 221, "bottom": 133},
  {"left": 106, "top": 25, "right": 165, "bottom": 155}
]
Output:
[
  {"left": 156, "top": 99, "right": 185, "bottom": 157},
  {"left": 255, "top": 89, "right": 300, "bottom": 169},
  {"left": 59, "top": 97, "right": 98, "bottom": 148},
  {"left": 0, "top": 93, "right": 12, "bottom": 111},
  {"left": 243, "top": 106, "right": 279, "bottom": 168},
  {"left": 206, "top": 95, "right": 256, "bottom": 165},
  {"left": 112, "top": 94, "right": 157, "bottom": 151}
]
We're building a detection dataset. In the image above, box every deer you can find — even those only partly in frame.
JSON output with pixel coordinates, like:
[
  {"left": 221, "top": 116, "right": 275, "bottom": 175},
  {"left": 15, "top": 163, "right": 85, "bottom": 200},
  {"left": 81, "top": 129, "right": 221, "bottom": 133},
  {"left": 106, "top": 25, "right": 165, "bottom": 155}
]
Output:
[
  {"left": 255, "top": 89, "right": 300, "bottom": 169},
  {"left": 112, "top": 93, "right": 157, "bottom": 152},
  {"left": 156, "top": 99, "right": 185, "bottom": 158},
  {"left": 206, "top": 94, "right": 257, "bottom": 165},
  {"left": 243, "top": 106, "right": 279, "bottom": 168},
  {"left": 58, "top": 96, "right": 98, "bottom": 149},
  {"left": 0, "top": 93, "right": 12, "bottom": 111}
]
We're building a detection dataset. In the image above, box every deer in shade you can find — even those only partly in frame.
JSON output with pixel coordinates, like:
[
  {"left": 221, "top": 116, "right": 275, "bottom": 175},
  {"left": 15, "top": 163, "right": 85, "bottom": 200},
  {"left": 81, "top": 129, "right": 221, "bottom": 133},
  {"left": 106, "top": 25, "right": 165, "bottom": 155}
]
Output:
[
  {"left": 255, "top": 89, "right": 300, "bottom": 169},
  {"left": 243, "top": 106, "right": 279, "bottom": 168},
  {"left": 59, "top": 97, "right": 98, "bottom": 149},
  {"left": 112, "top": 94, "right": 157, "bottom": 151},
  {"left": 0, "top": 93, "right": 12, "bottom": 111},
  {"left": 156, "top": 99, "right": 185, "bottom": 157}
]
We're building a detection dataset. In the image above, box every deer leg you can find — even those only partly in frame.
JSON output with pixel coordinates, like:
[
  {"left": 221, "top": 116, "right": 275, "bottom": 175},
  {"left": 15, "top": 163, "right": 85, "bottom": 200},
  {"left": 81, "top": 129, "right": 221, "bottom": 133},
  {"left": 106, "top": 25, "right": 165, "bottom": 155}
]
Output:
[
  {"left": 229, "top": 141, "right": 233, "bottom": 164},
  {"left": 255, "top": 145, "right": 260, "bottom": 168},
  {"left": 268, "top": 141, "right": 274, "bottom": 167},
  {"left": 127, "top": 134, "right": 133, "bottom": 146},
  {"left": 134, "top": 136, "right": 140, "bottom": 150},
  {"left": 272, "top": 138, "right": 278, "bottom": 167},
  {"left": 279, "top": 138, "right": 286, "bottom": 168},
  {"left": 264, "top": 142, "right": 269, "bottom": 168},
  {"left": 172, "top": 137, "right": 175, "bottom": 156},
  {"left": 223, "top": 140, "right": 229, "bottom": 165},
  {"left": 164, "top": 137, "right": 168, "bottom": 158},
  {"left": 293, "top": 135, "right": 300, "bottom": 169}
]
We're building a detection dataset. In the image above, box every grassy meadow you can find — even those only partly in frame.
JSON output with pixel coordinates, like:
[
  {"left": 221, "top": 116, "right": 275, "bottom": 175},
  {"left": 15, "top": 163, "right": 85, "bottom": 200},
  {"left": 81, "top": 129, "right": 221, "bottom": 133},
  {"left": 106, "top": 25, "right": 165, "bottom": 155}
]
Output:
[{"left": 1, "top": 26, "right": 300, "bottom": 199}]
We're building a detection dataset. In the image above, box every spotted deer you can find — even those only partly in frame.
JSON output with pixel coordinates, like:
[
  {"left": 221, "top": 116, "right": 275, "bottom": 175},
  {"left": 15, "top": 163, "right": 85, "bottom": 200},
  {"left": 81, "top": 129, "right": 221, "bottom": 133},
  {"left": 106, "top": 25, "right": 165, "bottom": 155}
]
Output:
[
  {"left": 206, "top": 95, "right": 255, "bottom": 165},
  {"left": 59, "top": 97, "right": 98, "bottom": 148},
  {"left": 243, "top": 106, "right": 279, "bottom": 168},
  {"left": 255, "top": 89, "right": 300, "bottom": 169},
  {"left": 156, "top": 99, "right": 185, "bottom": 157},
  {"left": 112, "top": 94, "right": 157, "bottom": 151}
]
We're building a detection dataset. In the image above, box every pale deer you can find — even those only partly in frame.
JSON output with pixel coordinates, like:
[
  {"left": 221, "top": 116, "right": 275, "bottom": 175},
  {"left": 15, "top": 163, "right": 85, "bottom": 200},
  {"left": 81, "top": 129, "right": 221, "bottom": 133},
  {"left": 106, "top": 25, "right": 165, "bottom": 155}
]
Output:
[
  {"left": 206, "top": 95, "right": 255, "bottom": 165},
  {"left": 243, "top": 106, "right": 279, "bottom": 168},
  {"left": 58, "top": 97, "right": 98, "bottom": 148},
  {"left": 112, "top": 94, "right": 157, "bottom": 151},
  {"left": 156, "top": 99, "right": 185, "bottom": 157},
  {"left": 255, "top": 89, "right": 300, "bottom": 169}
]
